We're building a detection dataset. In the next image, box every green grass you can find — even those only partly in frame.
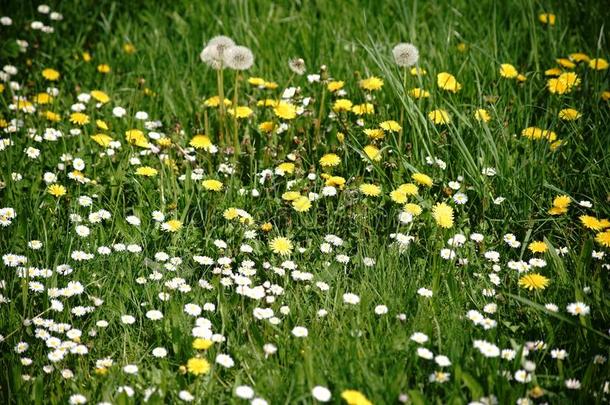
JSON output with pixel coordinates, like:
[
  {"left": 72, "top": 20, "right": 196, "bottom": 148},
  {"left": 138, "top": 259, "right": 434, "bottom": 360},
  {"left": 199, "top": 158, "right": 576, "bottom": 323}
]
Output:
[{"left": 1, "top": 0, "right": 610, "bottom": 404}]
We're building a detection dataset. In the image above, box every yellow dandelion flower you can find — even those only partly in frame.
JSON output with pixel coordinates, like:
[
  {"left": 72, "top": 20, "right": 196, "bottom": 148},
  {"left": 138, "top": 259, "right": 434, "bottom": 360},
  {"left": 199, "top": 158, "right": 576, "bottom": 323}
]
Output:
[
  {"left": 248, "top": 77, "right": 266, "bottom": 86},
  {"left": 432, "top": 202, "right": 454, "bottom": 228},
  {"left": 90, "top": 90, "right": 110, "bottom": 104},
  {"left": 123, "top": 43, "right": 136, "bottom": 54},
  {"left": 260, "top": 222, "right": 273, "bottom": 232},
  {"left": 47, "top": 184, "right": 67, "bottom": 197},
  {"left": 595, "top": 231, "right": 610, "bottom": 248},
  {"left": 319, "top": 153, "right": 341, "bottom": 168},
  {"left": 333, "top": 99, "right": 353, "bottom": 112},
  {"left": 42, "top": 68, "right": 60, "bottom": 81},
  {"left": 190, "top": 135, "right": 213, "bottom": 150},
  {"left": 410, "top": 67, "right": 427, "bottom": 76},
  {"left": 589, "top": 58, "right": 609, "bottom": 71},
  {"left": 556, "top": 58, "right": 575, "bottom": 69},
  {"left": 34, "top": 93, "right": 52, "bottom": 104},
  {"left": 499, "top": 63, "right": 519, "bottom": 78},
  {"left": 528, "top": 241, "right": 548, "bottom": 253},
  {"left": 162, "top": 219, "right": 183, "bottom": 232},
  {"left": 203, "top": 96, "right": 232, "bottom": 107},
  {"left": 428, "top": 109, "right": 451, "bottom": 125},
  {"left": 325, "top": 176, "right": 346, "bottom": 188},
  {"left": 269, "top": 236, "right": 293, "bottom": 256},
  {"left": 380, "top": 120, "right": 402, "bottom": 132},
  {"left": 341, "top": 390, "right": 373, "bottom": 405},
  {"left": 364, "top": 128, "right": 385, "bottom": 140},
  {"left": 548, "top": 206, "right": 568, "bottom": 216},
  {"left": 282, "top": 191, "right": 301, "bottom": 201},
  {"left": 69, "top": 112, "right": 90, "bottom": 126},
  {"left": 292, "top": 196, "right": 312, "bottom": 212},
  {"left": 192, "top": 339, "right": 213, "bottom": 350},
  {"left": 519, "top": 273, "right": 550, "bottom": 291},
  {"left": 409, "top": 87, "right": 430, "bottom": 99},
  {"left": 276, "top": 162, "right": 295, "bottom": 175},
  {"left": 228, "top": 106, "right": 253, "bottom": 119},
  {"left": 201, "top": 179, "right": 223, "bottom": 191},
  {"left": 569, "top": 53, "right": 590, "bottom": 63},
  {"left": 437, "top": 72, "right": 462, "bottom": 92},
  {"left": 186, "top": 357, "right": 210, "bottom": 375},
  {"left": 390, "top": 189, "right": 408, "bottom": 204},
  {"left": 363, "top": 145, "right": 381, "bottom": 162},
  {"left": 359, "top": 183, "right": 381, "bottom": 197},
  {"left": 223, "top": 208, "right": 239, "bottom": 220},
  {"left": 96, "top": 119, "right": 108, "bottom": 130},
  {"left": 82, "top": 52, "right": 92, "bottom": 62},
  {"left": 327, "top": 81, "right": 344, "bottom": 92},
  {"left": 580, "top": 215, "right": 610, "bottom": 231},
  {"left": 351, "top": 103, "right": 375, "bottom": 115},
  {"left": 97, "top": 64, "right": 111, "bottom": 73},
  {"left": 538, "top": 13, "right": 556, "bottom": 25},
  {"left": 44, "top": 111, "right": 61, "bottom": 122},
  {"left": 274, "top": 102, "right": 297, "bottom": 120},
  {"left": 552, "top": 195, "right": 571, "bottom": 209},
  {"left": 545, "top": 67, "right": 562, "bottom": 77},
  {"left": 359, "top": 76, "right": 384, "bottom": 91},
  {"left": 474, "top": 109, "right": 491, "bottom": 123},
  {"left": 258, "top": 121, "right": 275, "bottom": 133},
  {"left": 125, "top": 129, "right": 150, "bottom": 148},
  {"left": 398, "top": 183, "right": 419, "bottom": 196},
  {"left": 558, "top": 108, "right": 581, "bottom": 121},
  {"left": 404, "top": 203, "right": 423, "bottom": 216},
  {"left": 412, "top": 173, "right": 433, "bottom": 187},
  {"left": 135, "top": 166, "right": 158, "bottom": 177}
]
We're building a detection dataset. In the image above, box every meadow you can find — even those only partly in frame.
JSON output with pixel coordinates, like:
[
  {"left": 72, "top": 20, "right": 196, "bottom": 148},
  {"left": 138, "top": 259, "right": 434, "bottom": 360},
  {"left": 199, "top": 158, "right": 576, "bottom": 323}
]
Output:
[{"left": 1, "top": 0, "right": 610, "bottom": 403}]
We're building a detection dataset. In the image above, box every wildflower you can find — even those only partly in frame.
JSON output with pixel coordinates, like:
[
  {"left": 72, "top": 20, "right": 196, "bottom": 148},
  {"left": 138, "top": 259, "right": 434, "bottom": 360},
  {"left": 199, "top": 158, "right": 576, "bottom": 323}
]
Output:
[
  {"left": 359, "top": 76, "right": 383, "bottom": 91},
  {"left": 539, "top": 13, "right": 556, "bottom": 25},
  {"left": 274, "top": 102, "right": 297, "bottom": 120},
  {"left": 528, "top": 241, "right": 547, "bottom": 253},
  {"left": 90, "top": 90, "right": 110, "bottom": 104},
  {"left": 411, "top": 173, "right": 432, "bottom": 187},
  {"left": 47, "top": 184, "right": 66, "bottom": 197},
  {"left": 499, "top": 63, "right": 519, "bottom": 78},
  {"left": 291, "top": 326, "right": 308, "bottom": 337},
  {"left": 97, "top": 64, "right": 111, "bottom": 73},
  {"left": 341, "top": 390, "right": 372, "bottom": 405},
  {"left": 186, "top": 357, "right": 210, "bottom": 375},
  {"left": 580, "top": 215, "right": 610, "bottom": 230},
  {"left": 288, "top": 58, "right": 306, "bottom": 75},
  {"left": 359, "top": 183, "right": 381, "bottom": 197},
  {"left": 432, "top": 202, "right": 454, "bottom": 228},
  {"left": 343, "top": 293, "right": 360, "bottom": 305},
  {"left": 319, "top": 153, "right": 341, "bottom": 168},
  {"left": 351, "top": 103, "right": 374, "bottom": 115},
  {"left": 193, "top": 339, "right": 213, "bottom": 350},
  {"left": 363, "top": 145, "right": 381, "bottom": 161},
  {"left": 228, "top": 106, "right": 253, "bottom": 118},
  {"left": 566, "top": 302, "right": 590, "bottom": 316},
  {"left": 333, "top": 99, "right": 353, "bottom": 112},
  {"left": 70, "top": 112, "right": 90, "bottom": 126},
  {"left": 312, "top": 386, "right": 331, "bottom": 402},
  {"left": 474, "top": 109, "right": 491, "bottom": 122},
  {"left": 202, "top": 179, "right": 223, "bottom": 191},
  {"left": 135, "top": 166, "right": 158, "bottom": 177},
  {"left": 42, "top": 68, "right": 60, "bottom": 81},
  {"left": 409, "top": 88, "right": 430, "bottom": 98},
  {"left": 595, "top": 231, "right": 610, "bottom": 247},
  {"left": 201, "top": 36, "right": 235, "bottom": 69},
  {"left": 327, "top": 81, "right": 344, "bottom": 92},
  {"left": 518, "top": 273, "right": 550, "bottom": 291},
  {"left": 437, "top": 72, "right": 461, "bottom": 92},
  {"left": 292, "top": 196, "right": 312, "bottom": 212},
  {"left": 269, "top": 237, "right": 293, "bottom": 256},
  {"left": 392, "top": 43, "right": 419, "bottom": 67},
  {"left": 161, "top": 219, "right": 183, "bottom": 232},
  {"left": 589, "top": 58, "right": 609, "bottom": 70},
  {"left": 224, "top": 46, "right": 254, "bottom": 70},
  {"left": 558, "top": 108, "right": 581, "bottom": 120},
  {"left": 380, "top": 120, "right": 401, "bottom": 132},
  {"left": 428, "top": 109, "right": 451, "bottom": 124}
]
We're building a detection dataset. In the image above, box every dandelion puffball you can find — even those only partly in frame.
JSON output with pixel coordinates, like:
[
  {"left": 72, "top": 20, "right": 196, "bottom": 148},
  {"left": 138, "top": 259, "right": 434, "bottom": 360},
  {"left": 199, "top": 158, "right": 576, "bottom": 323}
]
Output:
[
  {"left": 200, "top": 35, "right": 235, "bottom": 69},
  {"left": 392, "top": 42, "right": 419, "bottom": 67},
  {"left": 223, "top": 45, "right": 254, "bottom": 70}
]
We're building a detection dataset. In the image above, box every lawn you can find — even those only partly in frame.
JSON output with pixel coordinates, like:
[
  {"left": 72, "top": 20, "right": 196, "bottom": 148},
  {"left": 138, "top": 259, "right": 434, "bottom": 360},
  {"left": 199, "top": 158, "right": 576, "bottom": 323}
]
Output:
[{"left": 1, "top": 0, "right": 610, "bottom": 404}]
